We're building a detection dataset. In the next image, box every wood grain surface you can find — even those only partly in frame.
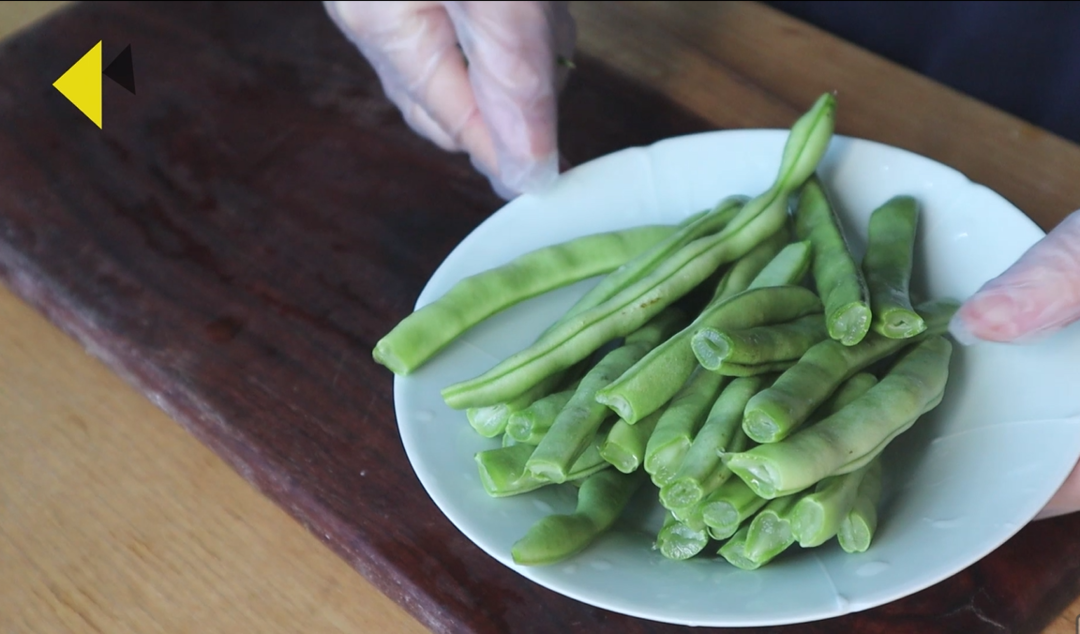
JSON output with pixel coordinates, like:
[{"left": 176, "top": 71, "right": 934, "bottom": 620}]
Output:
[{"left": 4, "top": 2, "right": 1080, "bottom": 633}]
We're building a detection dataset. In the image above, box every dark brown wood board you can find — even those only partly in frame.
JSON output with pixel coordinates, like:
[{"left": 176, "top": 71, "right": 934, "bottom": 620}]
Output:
[{"left": 2, "top": 2, "right": 1080, "bottom": 633}]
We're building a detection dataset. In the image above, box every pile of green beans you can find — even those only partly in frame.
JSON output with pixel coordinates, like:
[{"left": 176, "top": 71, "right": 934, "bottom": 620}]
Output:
[{"left": 373, "top": 93, "right": 958, "bottom": 571}]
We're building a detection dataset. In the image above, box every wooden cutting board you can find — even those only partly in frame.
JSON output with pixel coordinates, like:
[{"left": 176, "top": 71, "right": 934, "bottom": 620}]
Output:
[{"left": 3, "top": 2, "right": 1080, "bottom": 633}]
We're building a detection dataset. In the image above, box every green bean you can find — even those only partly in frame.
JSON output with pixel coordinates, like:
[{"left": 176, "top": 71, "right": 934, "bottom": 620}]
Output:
[
  {"left": 790, "top": 461, "right": 872, "bottom": 547},
  {"left": 656, "top": 508, "right": 709, "bottom": 561},
  {"left": 794, "top": 176, "right": 871, "bottom": 347},
  {"left": 737, "top": 239, "right": 812, "bottom": 290},
  {"left": 708, "top": 228, "right": 791, "bottom": 304},
  {"left": 700, "top": 371, "right": 876, "bottom": 539},
  {"left": 504, "top": 384, "right": 578, "bottom": 445},
  {"left": 526, "top": 309, "right": 685, "bottom": 483},
  {"left": 599, "top": 410, "right": 663, "bottom": 474},
  {"left": 741, "top": 298, "right": 958, "bottom": 444},
  {"left": 466, "top": 370, "right": 574, "bottom": 438},
  {"left": 376, "top": 225, "right": 678, "bottom": 376},
  {"left": 511, "top": 469, "right": 647, "bottom": 566},
  {"left": 702, "top": 477, "right": 768, "bottom": 541},
  {"left": 839, "top": 457, "right": 883, "bottom": 553},
  {"left": 693, "top": 312, "right": 828, "bottom": 371},
  {"left": 718, "top": 524, "right": 760, "bottom": 570},
  {"left": 744, "top": 494, "right": 800, "bottom": 563},
  {"left": 863, "top": 196, "right": 926, "bottom": 339},
  {"left": 474, "top": 430, "right": 610, "bottom": 498},
  {"left": 596, "top": 286, "right": 822, "bottom": 424},
  {"left": 660, "top": 376, "right": 763, "bottom": 511},
  {"left": 560, "top": 198, "right": 746, "bottom": 323},
  {"left": 726, "top": 336, "right": 953, "bottom": 499},
  {"left": 644, "top": 368, "right": 728, "bottom": 487},
  {"left": 441, "top": 93, "right": 837, "bottom": 409}
]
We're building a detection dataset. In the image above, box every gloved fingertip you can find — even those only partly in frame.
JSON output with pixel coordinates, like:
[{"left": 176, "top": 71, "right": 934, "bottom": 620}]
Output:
[
  {"left": 501, "top": 151, "right": 559, "bottom": 196},
  {"left": 947, "top": 313, "right": 981, "bottom": 347}
]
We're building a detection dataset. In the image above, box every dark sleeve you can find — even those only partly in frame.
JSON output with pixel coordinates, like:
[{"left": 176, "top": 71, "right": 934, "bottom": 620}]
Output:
[{"left": 766, "top": 1, "right": 1080, "bottom": 144}]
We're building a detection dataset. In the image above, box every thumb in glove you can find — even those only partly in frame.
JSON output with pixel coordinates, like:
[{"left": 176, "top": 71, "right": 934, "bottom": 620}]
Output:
[{"left": 949, "top": 208, "right": 1080, "bottom": 345}]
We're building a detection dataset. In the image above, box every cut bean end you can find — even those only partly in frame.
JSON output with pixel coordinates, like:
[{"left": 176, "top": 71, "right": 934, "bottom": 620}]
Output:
[
  {"left": 838, "top": 516, "right": 873, "bottom": 553},
  {"left": 690, "top": 329, "right": 731, "bottom": 371},
  {"left": 790, "top": 502, "right": 826, "bottom": 547},
  {"left": 830, "top": 303, "right": 872, "bottom": 346},
  {"left": 657, "top": 524, "right": 709, "bottom": 560},
  {"left": 599, "top": 442, "right": 640, "bottom": 474},
  {"left": 877, "top": 309, "right": 928, "bottom": 339},
  {"left": 595, "top": 392, "right": 636, "bottom": 424},
  {"left": 660, "top": 479, "right": 704, "bottom": 511},
  {"left": 725, "top": 455, "right": 780, "bottom": 499},
  {"left": 742, "top": 410, "right": 783, "bottom": 444},
  {"left": 468, "top": 405, "right": 510, "bottom": 438}
]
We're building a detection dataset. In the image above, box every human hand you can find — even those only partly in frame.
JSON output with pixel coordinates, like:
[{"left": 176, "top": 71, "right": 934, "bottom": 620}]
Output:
[
  {"left": 948, "top": 209, "right": 1080, "bottom": 519},
  {"left": 324, "top": 1, "right": 576, "bottom": 199}
]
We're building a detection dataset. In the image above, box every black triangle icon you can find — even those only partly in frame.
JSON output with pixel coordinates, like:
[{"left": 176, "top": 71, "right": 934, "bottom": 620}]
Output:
[{"left": 104, "top": 44, "right": 135, "bottom": 95}]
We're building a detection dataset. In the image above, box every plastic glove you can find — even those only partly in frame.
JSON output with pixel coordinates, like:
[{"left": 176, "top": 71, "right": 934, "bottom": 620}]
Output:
[
  {"left": 949, "top": 209, "right": 1080, "bottom": 345},
  {"left": 324, "top": 1, "right": 576, "bottom": 199},
  {"left": 948, "top": 210, "right": 1080, "bottom": 520}
]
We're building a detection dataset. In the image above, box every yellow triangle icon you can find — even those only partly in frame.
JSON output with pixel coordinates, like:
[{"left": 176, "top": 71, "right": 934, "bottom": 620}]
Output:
[{"left": 53, "top": 41, "right": 102, "bottom": 129}]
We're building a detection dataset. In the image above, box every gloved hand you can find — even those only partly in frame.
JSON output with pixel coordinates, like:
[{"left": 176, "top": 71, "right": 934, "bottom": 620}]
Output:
[
  {"left": 949, "top": 209, "right": 1080, "bottom": 345},
  {"left": 949, "top": 209, "right": 1080, "bottom": 519},
  {"left": 324, "top": 1, "right": 576, "bottom": 199}
]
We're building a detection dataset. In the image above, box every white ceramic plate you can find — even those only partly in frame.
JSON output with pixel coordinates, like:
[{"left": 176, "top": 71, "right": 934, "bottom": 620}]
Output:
[{"left": 394, "top": 130, "right": 1080, "bottom": 627}]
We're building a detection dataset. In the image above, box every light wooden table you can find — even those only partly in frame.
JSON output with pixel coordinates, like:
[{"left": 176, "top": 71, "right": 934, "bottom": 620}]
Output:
[{"left": 1, "top": 3, "right": 1078, "bottom": 633}]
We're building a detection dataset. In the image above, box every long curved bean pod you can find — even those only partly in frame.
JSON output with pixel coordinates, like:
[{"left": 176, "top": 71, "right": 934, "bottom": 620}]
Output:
[
  {"left": 795, "top": 176, "right": 871, "bottom": 347},
  {"left": 660, "top": 376, "right": 764, "bottom": 511},
  {"left": 741, "top": 298, "right": 958, "bottom": 444},
  {"left": 726, "top": 336, "right": 953, "bottom": 499},
  {"left": 376, "top": 224, "right": 678, "bottom": 376},
  {"left": 864, "top": 196, "right": 926, "bottom": 339},
  {"left": 838, "top": 457, "right": 884, "bottom": 553},
  {"left": 599, "top": 410, "right": 663, "bottom": 474},
  {"left": 596, "top": 286, "right": 822, "bottom": 424},
  {"left": 560, "top": 198, "right": 745, "bottom": 323},
  {"left": 441, "top": 93, "right": 837, "bottom": 409},
  {"left": 511, "top": 469, "right": 647, "bottom": 566},
  {"left": 526, "top": 309, "right": 685, "bottom": 483}
]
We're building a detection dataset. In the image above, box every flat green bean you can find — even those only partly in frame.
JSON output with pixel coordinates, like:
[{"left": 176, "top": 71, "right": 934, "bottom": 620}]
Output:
[
  {"left": 376, "top": 225, "right": 678, "bottom": 376},
  {"left": 643, "top": 368, "right": 728, "bottom": 487},
  {"left": 505, "top": 385, "right": 578, "bottom": 445},
  {"left": 727, "top": 336, "right": 953, "bottom": 499},
  {"left": 441, "top": 93, "right": 837, "bottom": 409},
  {"left": 511, "top": 469, "right": 647, "bottom": 566},
  {"left": 526, "top": 309, "right": 685, "bottom": 483},
  {"left": 838, "top": 457, "right": 883, "bottom": 553},
  {"left": 864, "top": 196, "right": 926, "bottom": 339},
  {"left": 790, "top": 461, "right": 872, "bottom": 547},
  {"left": 599, "top": 410, "right": 663, "bottom": 474},
  {"left": 795, "top": 176, "right": 871, "bottom": 347},
  {"left": 741, "top": 298, "right": 958, "bottom": 444},
  {"left": 656, "top": 508, "right": 709, "bottom": 561},
  {"left": 596, "top": 286, "right": 822, "bottom": 424},
  {"left": 474, "top": 429, "right": 611, "bottom": 497},
  {"left": 660, "top": 376, "right": 763, "bottom": 511},
  {"left": 744, "top": 494, "right": 800, "bottom": 563},
  {"left": 718, "top": 524, "right": 760, "bottom": 570},
  {"left": 693, "top": 312, "right": 828, "bottom": 371}
]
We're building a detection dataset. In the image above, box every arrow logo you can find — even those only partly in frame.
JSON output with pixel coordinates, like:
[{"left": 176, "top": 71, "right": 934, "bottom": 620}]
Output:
[{"left": 52, "top": 42, "right": 136, "bottom": 129}]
